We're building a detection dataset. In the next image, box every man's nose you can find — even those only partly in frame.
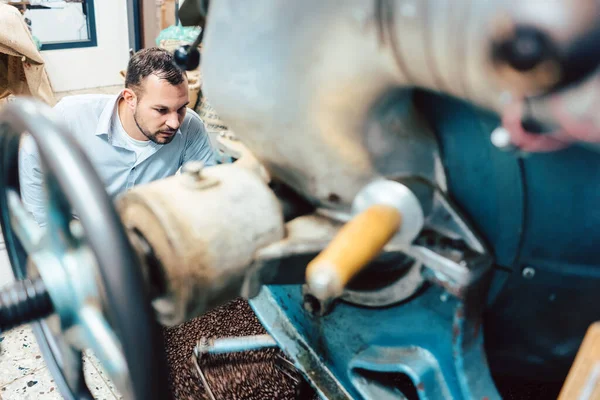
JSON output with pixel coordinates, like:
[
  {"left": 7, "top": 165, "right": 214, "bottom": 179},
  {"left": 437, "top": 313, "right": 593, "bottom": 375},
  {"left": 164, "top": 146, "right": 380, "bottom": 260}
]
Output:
[{"left": 165, "top": 114, "right": 180, "bottom": 131}]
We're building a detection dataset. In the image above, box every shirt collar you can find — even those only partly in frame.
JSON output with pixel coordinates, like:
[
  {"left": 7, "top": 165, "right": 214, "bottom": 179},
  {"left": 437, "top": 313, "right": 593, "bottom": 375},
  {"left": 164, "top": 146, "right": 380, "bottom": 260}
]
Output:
[
  {"left": 95, "top": 93, "right": 121, "bottom": 137},
  {"left": 94, "top": 92, "right": 184, "bottom": 141}
]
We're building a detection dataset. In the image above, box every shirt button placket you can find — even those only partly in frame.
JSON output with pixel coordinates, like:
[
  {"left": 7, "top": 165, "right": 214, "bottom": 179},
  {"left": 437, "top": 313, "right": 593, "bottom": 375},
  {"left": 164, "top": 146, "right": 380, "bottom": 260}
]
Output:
[{"left": 127, "top": 166, "right": 136, "bottom": 189}]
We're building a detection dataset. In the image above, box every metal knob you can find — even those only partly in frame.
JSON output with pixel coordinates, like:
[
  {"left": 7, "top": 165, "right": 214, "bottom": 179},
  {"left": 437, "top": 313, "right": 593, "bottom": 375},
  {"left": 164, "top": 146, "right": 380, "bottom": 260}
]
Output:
[{"left": 174, "top": 45, "right": 201, "bottom": 71}]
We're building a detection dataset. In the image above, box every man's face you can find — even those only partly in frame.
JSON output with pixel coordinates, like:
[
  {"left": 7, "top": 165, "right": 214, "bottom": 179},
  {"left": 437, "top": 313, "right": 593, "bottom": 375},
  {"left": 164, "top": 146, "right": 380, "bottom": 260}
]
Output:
[{"left": 133, "top": 74, "right": 189, "bottom": 144}]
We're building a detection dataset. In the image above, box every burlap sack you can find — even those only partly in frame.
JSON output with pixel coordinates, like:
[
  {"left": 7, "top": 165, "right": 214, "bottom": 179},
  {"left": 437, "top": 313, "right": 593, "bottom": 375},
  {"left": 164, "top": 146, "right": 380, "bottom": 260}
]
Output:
[
  {"left": 0, "top": 4, "right": 55, "bottom": 106},
  {"left": 195, "top": 96, "right": 228, "bottom": 132}
]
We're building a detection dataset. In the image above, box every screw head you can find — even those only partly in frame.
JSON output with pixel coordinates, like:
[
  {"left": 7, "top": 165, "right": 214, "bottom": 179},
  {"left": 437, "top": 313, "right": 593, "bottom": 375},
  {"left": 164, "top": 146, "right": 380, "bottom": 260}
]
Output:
[
  {"left": 491, "top": 127, "right": 514, "bottom": 150},
  {"left": 69, "top": 220, "right": 84, "bottom": 239},
  {"left": 522, "top": 266, "right": 536, "bottom": 279}
]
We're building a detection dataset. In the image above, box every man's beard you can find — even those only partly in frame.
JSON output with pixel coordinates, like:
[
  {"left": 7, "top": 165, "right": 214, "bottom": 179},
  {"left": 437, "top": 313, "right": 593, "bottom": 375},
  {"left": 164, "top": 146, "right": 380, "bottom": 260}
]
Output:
[{"left": 133, "top": 110, "right": 176, "bottom": 145}]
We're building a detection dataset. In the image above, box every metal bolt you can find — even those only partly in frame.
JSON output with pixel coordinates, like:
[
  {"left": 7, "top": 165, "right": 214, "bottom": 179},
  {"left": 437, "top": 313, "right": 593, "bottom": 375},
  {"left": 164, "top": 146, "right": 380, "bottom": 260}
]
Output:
[
  {"left": 440, "top": 293, "right": 449, "bottom": 302},
  {"left": 522, "top": 266, "right": 536, "bottom": 279},
  {"left": 181, "top": 161, "right": 204, "bottom": 178},
  {"left": 69, "top": 220, "right": 84, "bottom": 239}
]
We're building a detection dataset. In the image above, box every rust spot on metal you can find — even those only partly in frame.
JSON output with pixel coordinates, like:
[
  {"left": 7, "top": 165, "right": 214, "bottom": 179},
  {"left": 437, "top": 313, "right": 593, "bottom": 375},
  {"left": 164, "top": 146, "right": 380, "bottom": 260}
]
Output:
[
  {"left": 417, "top": 382, "right": 425, "bottom": 391},
  {"left": 453, "top": 323, "right": 460, "bottom": 343},
  {"left": 482, "top": 397, "right": 489, "bottom": 400},
  {"left": 453, "top": 306, "right": 465, "bottom": 344}
]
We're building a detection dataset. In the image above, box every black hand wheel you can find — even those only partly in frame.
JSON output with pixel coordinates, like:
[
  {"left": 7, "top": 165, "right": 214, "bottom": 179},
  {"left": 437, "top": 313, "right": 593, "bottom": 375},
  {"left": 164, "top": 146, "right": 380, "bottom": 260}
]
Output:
[{"left": 0, "top": 99, "right": 170, "bottom": 400}]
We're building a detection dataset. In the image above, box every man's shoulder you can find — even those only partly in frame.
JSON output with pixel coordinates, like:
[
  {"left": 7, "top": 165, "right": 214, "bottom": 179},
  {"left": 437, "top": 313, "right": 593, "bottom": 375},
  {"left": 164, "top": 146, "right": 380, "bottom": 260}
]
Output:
[
  {"left": 55, "top": 94, "right": 117, "bottom": 115},
  {"left": 180, "top": 108, "right": 208, "bottom": 137},
  {"left": 183, "top": 108, "right": 205, "bottom": 127}
]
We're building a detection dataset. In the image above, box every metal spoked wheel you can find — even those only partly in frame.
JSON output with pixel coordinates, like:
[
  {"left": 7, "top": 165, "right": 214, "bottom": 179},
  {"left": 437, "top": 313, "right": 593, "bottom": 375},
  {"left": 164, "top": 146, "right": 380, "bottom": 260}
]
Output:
[{"left": 0, "top": 99, "right": 170, "bottom": 400}]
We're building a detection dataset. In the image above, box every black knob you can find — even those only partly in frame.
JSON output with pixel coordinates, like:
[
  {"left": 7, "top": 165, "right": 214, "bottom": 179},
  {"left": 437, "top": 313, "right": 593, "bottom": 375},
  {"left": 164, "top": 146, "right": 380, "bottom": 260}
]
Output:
[
  {"left": 0, "top": 278, "right": 53, "bottom": 333},
  {"left": 173, "top": 45, "right": 201, "bottom": 71},
  {"left": 493, "top": 26, "right": 555, "bottom": 72}
]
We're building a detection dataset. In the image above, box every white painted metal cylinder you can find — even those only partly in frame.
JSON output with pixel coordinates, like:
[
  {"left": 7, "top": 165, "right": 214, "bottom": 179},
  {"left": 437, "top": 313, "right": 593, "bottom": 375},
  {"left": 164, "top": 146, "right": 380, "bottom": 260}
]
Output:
[{"left": 117, "top": 164, "right": 285, "bottom": 326}]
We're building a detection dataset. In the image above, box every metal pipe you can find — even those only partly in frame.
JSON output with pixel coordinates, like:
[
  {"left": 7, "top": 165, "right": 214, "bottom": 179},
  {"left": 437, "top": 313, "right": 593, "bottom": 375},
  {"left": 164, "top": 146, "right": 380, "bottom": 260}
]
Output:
[{"left": 194, "top": 334, "right": 278, "bottom": 355}]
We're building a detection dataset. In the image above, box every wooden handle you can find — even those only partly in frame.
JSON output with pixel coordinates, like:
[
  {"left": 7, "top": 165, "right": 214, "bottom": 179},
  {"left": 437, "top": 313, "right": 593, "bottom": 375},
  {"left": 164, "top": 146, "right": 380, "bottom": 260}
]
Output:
[
  {"left": 558, "top": 322, "right": 600, "bottom": 400},
  {"left": 306, "top": 204, "right": 402, "bottom": 298}
]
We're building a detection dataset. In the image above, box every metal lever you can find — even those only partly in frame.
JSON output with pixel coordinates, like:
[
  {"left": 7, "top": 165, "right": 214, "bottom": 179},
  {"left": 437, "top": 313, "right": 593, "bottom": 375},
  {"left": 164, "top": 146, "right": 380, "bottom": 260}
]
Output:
[
  {"left": 305, "top": 204, "right": 402, "bottom": 305},
  {"left": 304, "top": 180, "right": 424, "bottom": 315}
]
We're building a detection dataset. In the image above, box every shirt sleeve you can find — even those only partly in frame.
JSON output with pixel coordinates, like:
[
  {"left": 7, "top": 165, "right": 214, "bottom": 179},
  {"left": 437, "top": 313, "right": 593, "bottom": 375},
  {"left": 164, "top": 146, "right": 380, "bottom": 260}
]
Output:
[
  {"left": 18, "top": 100, "right": 70, "bottom": 227},
  {"left": 181, "top": 109, "right": 217, "bottom": 167},
  {"left": 19, "top": 135, "right": 48, "bottom": 227}
]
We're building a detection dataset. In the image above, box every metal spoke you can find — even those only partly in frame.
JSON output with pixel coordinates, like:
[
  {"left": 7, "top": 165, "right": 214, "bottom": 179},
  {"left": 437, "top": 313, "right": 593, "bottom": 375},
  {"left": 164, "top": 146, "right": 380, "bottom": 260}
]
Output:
[
  {"left": 78, "top": 306, "right": 132, "bottom": 400},
  {"left": 6, "top": 190, "right": 44, "bottom": 254}
]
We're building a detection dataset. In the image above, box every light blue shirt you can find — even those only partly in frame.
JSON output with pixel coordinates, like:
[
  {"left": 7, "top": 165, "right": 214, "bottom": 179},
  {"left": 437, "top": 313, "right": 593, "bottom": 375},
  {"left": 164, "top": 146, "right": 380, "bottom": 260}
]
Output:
[{"left": 19, "top": 93, "right": 216, "bottom": 226}]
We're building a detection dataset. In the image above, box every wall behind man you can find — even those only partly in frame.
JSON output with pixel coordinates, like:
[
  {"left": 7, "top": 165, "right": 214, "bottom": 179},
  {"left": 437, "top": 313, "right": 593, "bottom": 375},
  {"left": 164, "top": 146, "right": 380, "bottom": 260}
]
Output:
[
  {"left": 40, "top": 0, "right": 130, "bottom": 92},
  {"left": 26, "top": 4, "right": 88, "bottom": 43}
]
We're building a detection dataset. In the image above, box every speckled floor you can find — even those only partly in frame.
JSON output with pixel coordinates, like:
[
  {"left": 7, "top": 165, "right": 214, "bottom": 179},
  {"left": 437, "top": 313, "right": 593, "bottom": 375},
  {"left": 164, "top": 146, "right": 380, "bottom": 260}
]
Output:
[
  {"left": 0, "top": 85, "right": 124, "bottom": 400},
  {"left": 0, "top": 326, "right": 123, "bottom": 400},
  {"left": 0, "top": 231, "right": 125, "bottom": 399}
]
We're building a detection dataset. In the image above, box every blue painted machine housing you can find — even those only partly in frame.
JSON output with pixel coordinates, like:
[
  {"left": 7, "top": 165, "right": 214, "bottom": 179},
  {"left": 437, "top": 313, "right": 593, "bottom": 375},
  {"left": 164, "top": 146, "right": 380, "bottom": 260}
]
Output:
[
  {"left": 417, "top": 91, "right": 600, "bottom": 382},
  {"left": 250, "top": 91, "right": 600, "bottom": 398}
]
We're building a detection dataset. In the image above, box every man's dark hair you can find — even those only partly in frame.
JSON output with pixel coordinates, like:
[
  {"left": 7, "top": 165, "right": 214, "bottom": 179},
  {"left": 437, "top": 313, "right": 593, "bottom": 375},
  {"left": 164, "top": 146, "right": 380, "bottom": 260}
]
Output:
[{"left": 125, "top": 47, "right": 185, "bottom": 95}]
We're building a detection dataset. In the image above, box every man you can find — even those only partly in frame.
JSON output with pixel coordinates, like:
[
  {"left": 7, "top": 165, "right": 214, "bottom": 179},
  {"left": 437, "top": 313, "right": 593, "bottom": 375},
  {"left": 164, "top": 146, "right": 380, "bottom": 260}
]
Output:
[{"left": 19, "top": 47, "right": 216, "bottom": 226}]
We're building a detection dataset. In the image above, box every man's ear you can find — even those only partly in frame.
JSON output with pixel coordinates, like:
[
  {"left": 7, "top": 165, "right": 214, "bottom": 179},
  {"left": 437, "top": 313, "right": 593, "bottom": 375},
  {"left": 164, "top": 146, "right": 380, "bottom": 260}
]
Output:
[{"left": 122, "top": 88, "right": 138, "bottom": 110}]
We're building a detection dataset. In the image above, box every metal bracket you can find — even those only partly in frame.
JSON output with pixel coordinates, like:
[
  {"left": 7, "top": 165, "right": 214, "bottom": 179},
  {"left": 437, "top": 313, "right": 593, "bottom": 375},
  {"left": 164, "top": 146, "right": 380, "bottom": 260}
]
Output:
[{"left": 250, "top": 282, "right": 502, "bottom": 400}]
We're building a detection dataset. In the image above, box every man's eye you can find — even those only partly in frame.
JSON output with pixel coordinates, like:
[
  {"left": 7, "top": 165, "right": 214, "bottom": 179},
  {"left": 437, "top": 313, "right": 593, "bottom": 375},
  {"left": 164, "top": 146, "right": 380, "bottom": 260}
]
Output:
[
  {"left": 178, "top": 107, "right": 186, "bottom": 114},
  {"left": 155, "top": 108, "right": 167, "bottom": 114}
]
